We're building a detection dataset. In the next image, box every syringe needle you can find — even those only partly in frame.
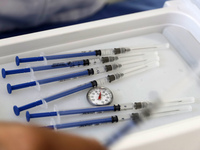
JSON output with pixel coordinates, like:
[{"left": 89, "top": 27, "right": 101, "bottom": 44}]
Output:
[{"left": 13, "top": 62, "right": 159, "bottom": 116}]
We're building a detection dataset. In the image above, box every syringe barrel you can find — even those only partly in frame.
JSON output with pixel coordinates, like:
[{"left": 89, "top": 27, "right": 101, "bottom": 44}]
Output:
[
  {"left": 93, "top": 66, "right": 106, "bottom": 74},
  {"left": 88, "top": 58, "right": 102, "bottom": 65},
  {"left": 59, "top": 106, "right": 115, "bottom": 115},
  {"left": 16, "top": 51, "right": 97, "bottom": 66},
  {"left": 96, "top": 77, "right": 109, "bottom": 86},
  {"left": 44, "top": 81, "right": 97, "bottom": 103},
  {"left": 45, "top": 51, "right": 97, "bottom": 60},
  {"left": 38, "top": 70, "right": 90, "bottom": 85},
  {"left": 117, "top": 114, "right": 132, "bottom": 121},
  {"left": 32, "top": 60, "right": 86, "bottom": 72},
  {"left": 47, "top": 117, "right": 113, "bottom": 129},
  {"left": 101, "top": 49, "right": 115, "bottom": 56},
  {"left": 101, "top": 47, "right": 131, "bottom": 56},
  {"left": 120, "top": 103, "right": 134, "bottom": 110}
]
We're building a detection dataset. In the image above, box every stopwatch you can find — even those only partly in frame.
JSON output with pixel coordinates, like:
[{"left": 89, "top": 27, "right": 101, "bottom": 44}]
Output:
[{"left": 87, "top": 87, "right": 114, "bottom": 106}]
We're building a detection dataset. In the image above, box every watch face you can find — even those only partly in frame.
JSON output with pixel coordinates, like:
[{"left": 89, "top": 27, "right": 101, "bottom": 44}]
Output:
[{"left": 87, "top": 87, "right": 113, "bottom": 106}]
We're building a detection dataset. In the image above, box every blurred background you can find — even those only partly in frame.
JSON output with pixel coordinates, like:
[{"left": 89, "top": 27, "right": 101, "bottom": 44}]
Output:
[{"left": 0, "top": 0, "right": 167, "bottom": 39}]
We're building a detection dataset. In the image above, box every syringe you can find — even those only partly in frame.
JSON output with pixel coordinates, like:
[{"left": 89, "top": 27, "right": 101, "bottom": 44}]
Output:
[
  {"left": 2, "top": 52, "right": 156, "bottom": 78},
  {"left": 7, "top": 54, "right": 159, "bottom": 94},
  {"left": 15, "top": 44, "right": 168, "bottom": 66},
  {"left": 104, "top": 105, "right": 192, "bottom": 147},
  {"left": 25, "top": 97, "right": 195, "bottom": 122},
  {"left": 13, "top": 61, "right": 159, "bottom": 116},
  {"left": 46, "top": 105, "right": 192, "bottom": 130}
]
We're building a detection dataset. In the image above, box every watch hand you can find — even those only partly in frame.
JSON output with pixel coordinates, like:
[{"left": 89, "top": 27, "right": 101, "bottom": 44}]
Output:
[{"left": 98, "top": 91, "right": 101, "bottom": 100}]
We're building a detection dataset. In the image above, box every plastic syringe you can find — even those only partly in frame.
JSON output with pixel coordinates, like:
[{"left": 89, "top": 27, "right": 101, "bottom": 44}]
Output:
[
  {"left": 25, "top": 97, "right": 195, "bottom": 122},
  {"left": 25, "top": 102, "right": 148, "bottom": 122},
  {"left": 104, "top": 105, "right": 192, "bottom": 147},
  {"left": 46, "top": 105, "right": 192, "bottom": 130},
  {"left": 2, "top": 52, "right": 155, "bottom": 78},
  {"left": 7, "top": 54, "right": 159, "bottom": 94},
  {"left": 13, "top": 61, "right": 159, "bottom": 116},
  {"left": 15, "top": 44, "right": 168, "bottom": 66}
]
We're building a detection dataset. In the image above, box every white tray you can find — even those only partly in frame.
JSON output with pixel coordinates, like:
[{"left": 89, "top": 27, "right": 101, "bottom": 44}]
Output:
[{"left": 1, "top": 0, "right": 200, "bottom": 149}]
